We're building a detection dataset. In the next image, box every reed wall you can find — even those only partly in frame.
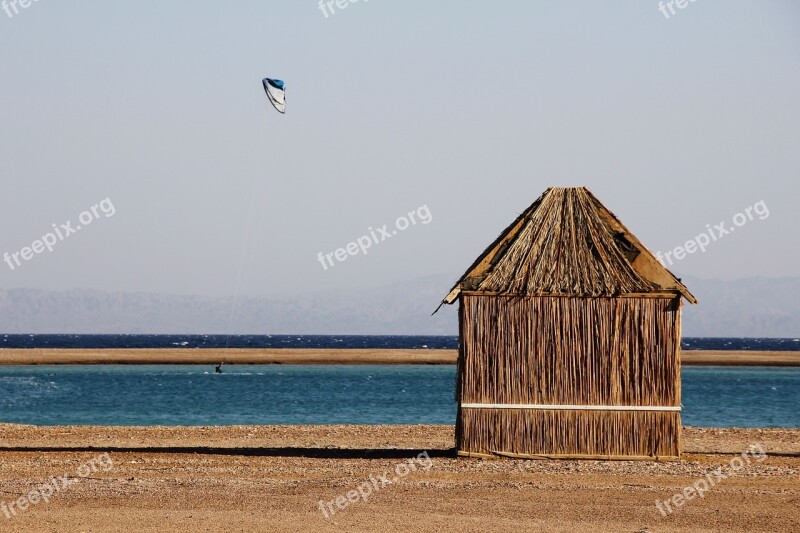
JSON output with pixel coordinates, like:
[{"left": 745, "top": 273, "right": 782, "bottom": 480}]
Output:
[{"left": 456, "top": 294, "right": 682, "bottom": 458}]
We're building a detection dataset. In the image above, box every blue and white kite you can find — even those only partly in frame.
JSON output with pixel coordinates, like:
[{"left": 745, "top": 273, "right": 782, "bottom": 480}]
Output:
[{"left": 262, "top": 78, "right": 285, "bottom": 114}]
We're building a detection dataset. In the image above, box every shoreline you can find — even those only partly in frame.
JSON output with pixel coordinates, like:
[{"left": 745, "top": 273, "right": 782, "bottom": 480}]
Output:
[{"left": 1, "top": 348, "right": 800, "bottom": 366}]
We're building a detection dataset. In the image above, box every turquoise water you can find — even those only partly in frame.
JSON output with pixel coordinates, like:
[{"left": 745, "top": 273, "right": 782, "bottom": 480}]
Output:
[{"left": 0, "top": 365, "right": 797, "bottom": 427}]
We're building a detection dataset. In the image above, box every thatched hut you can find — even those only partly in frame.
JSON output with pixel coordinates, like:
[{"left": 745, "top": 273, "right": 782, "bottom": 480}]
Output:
[{"left": 440, "top": 187, "right": 696, "bottom": 460}]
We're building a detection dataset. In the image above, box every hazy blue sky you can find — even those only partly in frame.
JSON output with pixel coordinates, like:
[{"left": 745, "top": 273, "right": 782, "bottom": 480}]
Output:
[{"left": 1, "top": 1, "right": 798, "bottom": 297}]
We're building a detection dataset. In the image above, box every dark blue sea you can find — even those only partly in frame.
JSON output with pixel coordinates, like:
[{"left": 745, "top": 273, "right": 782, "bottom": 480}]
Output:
[
  {"left": 0, "top": 365, "right": 797, "bottom": 428},
  {"left": 1, "top": 334, "right": 799, "bottom": 350}
]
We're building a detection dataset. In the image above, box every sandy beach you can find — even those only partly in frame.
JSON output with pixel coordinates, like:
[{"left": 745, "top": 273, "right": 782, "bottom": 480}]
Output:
[
  {"left": 1, "top": 348, "right": 800, "bottom": 366},
  {"left": 0, "top": 425, "right": 797, "bottom": 532}
]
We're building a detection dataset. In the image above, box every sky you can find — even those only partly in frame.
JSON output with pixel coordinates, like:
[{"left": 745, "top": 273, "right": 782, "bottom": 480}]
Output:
[{"left": 1, "top": 0, "right": 798, "bottom": 298}]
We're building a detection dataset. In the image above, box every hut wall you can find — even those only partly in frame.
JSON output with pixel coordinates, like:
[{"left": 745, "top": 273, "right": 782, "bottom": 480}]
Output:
[{"left": 456, "top": 294, "right": 682, "bottom": 459}]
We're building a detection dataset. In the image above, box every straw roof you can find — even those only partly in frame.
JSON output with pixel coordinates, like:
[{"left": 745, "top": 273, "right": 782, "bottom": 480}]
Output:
[{"left": 442, "top": 187, "right": 696, "bottom": 304}]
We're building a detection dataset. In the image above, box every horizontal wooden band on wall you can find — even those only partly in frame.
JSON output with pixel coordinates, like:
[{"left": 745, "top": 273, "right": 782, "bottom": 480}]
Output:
[
  {"left": 460, "top": 403, "right": 681, "bottom": 412},
  {"left": 459, "top": 290, "right": 682, "bottom": 299}
]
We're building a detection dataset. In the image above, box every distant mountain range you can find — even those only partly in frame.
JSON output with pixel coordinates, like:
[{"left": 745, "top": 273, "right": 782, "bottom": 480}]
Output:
[
  {"left": 679, "top": 276, "right": 800, "bottom": 338},
  {"left": 0, "top": 275, "right": 798, "bottom": 337}
]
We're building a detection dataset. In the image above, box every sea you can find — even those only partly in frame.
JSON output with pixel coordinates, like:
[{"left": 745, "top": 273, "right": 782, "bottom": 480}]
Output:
[
  {"left": 0, "top": 335, "right": 798, "bottom": 427},
  {"left": 2, "top": 334, "right": 799, "bottom": 350}
]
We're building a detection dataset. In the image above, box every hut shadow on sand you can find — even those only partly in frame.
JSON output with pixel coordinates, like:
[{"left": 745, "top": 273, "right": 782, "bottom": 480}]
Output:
[{"left": 0, "top": 445, "right": 457, "bottom": 460}]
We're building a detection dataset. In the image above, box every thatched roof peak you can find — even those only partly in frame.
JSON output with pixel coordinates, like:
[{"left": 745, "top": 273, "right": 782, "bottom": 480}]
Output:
[{"left": 442, "top": 187, "right": 696, "bottom": 304}]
